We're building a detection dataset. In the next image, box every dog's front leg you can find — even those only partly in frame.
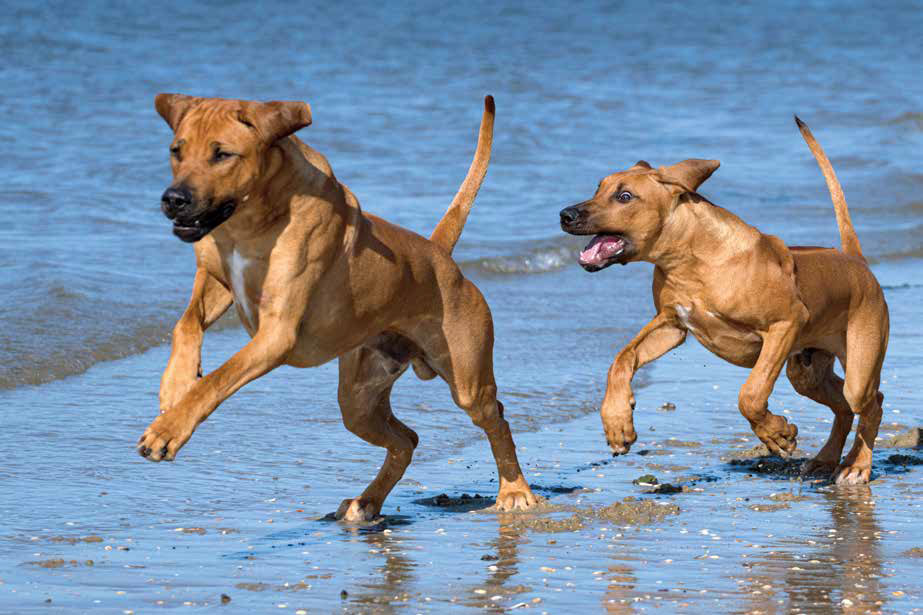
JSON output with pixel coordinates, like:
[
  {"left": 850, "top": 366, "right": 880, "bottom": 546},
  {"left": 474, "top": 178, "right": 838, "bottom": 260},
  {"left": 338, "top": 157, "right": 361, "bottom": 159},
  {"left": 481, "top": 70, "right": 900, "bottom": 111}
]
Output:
[
  {"left": 159, "top": 269, "right": 233, "bottom": 413},
  {"left": 602, "top": 313, "right": 686, "bottom": 455},
  {"left": 738, "top": 318, "right": 805, "bottom": 456},
  {"left": 139, "top": 323, "right": 299, "bottom": 462}
]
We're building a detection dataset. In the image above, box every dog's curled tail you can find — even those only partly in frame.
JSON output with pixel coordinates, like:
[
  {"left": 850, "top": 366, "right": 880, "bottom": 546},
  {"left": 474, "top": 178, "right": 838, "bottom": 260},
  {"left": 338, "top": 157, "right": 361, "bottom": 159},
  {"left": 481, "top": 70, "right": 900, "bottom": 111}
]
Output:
[
  {"left": 429, "top": 95, "right": 495, "bottom": 253},
  {"left": 794, "top": 116, "right": 865, "bottom": 262}
]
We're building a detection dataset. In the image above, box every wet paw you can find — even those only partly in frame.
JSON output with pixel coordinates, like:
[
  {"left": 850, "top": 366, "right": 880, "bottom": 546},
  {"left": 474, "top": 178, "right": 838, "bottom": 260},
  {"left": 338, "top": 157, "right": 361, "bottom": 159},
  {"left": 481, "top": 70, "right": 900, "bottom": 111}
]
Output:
[
  {"left": 136, "top": 413, "right": 194, "bottom": 462},
  {"left": 495, "top": 487, "right": 540, "bottom": 512},
  {"left": 335, "top": 498, "right": 381, "bottom": 522},
  {"left": 834, "top": 463, "right": 870, "bottom": 485},
  {"left": 753, "top": 414, "right": 798, "bottom": 457},
  {"left": 603, "top": 414, "right": 637, "bottom": 456}
]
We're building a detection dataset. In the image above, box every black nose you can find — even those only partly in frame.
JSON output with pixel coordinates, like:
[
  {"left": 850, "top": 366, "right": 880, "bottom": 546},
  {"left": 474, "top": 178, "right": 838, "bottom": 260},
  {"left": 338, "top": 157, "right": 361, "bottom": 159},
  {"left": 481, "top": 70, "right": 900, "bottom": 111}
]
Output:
[
  {"left": 161, "top": 186, "right": 192, "bottom": 219},
  {"left": 559, "top": 206, "right": 580, "bottom": 226}
]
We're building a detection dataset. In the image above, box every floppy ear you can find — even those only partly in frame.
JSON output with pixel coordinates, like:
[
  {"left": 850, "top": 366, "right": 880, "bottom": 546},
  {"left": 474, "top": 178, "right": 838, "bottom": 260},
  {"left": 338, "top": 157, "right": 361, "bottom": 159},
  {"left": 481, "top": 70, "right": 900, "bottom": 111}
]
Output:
[
  {"left": 631, "top": 160, "right": 652, "bottom": 170},
  {"left": 155, "top": 93, "right": 202, "bottom": 131},
  {"left": 659, "top": 159, "right": 720, "bottom": 191},
  {"left": 242, "top": 100, "right": 313, "bottom": 143}
]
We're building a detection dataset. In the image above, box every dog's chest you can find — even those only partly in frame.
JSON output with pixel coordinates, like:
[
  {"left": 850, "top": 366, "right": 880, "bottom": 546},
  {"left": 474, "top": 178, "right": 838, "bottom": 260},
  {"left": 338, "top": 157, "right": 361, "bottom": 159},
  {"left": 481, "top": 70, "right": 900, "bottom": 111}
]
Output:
[
  {"left": 227, "top": 249, "right": 259, "bottom": 332},
  {"left": 672, "top": 303, "right": 762, "bottom": 367}
]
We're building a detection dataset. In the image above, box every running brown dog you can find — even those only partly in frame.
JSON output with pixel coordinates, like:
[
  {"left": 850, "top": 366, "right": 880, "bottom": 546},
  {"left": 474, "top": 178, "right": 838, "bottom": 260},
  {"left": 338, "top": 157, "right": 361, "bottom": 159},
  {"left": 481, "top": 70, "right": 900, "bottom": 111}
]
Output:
[
  {"left": 559, "top": 119, "right": 889, "bottom": 485},
  {"left": 138, "top": 94, "right": 538, "bottom": 519}
]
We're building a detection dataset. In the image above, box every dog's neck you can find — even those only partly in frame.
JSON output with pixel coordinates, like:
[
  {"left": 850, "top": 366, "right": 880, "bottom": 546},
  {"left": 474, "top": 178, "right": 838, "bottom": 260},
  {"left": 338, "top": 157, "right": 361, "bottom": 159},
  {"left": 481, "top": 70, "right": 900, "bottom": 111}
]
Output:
[
  {"left": 646, "top": 194, "right": 761, "bottom": 276},
  {"left": 217, "top": 138, "right": 357, "bottom": 247}
]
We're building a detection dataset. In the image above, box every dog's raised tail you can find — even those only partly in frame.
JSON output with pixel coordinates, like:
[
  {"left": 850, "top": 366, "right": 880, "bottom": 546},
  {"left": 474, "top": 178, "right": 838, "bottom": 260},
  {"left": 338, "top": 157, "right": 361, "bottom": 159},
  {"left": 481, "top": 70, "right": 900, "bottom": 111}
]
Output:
[
  {"left": 429, "top": 95, "right": 495, "bottom": 253},
  {"left": 794, "top": 115, "right": 865, "bottom": 262}
]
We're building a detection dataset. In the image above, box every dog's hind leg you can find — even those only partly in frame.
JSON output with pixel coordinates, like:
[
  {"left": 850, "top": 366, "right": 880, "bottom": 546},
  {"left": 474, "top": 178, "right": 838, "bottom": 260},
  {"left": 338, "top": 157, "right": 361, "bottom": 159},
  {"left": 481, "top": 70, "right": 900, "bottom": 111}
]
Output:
[
  {"left": 335, "top": 338, "right": 419, "bottom": 522},
  {"left": 786, "top": 349, "right": 854, "bottom": 476},
  {"left": 835, "top": 309, "right": 888, "bottom": 485},
  {"left": 412, "top": 284, "right": 538, "bottom": 512}
]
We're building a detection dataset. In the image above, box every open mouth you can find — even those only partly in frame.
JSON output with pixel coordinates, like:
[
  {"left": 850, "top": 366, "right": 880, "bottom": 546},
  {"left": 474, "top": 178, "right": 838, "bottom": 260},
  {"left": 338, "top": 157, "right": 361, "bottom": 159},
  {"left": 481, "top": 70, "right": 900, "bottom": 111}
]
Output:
[
  {"left": 578, "top": 234, "right": 629, "bottom": 272},
  {"left": 171, "top": 199, "right": 237, "bottom": 243}
]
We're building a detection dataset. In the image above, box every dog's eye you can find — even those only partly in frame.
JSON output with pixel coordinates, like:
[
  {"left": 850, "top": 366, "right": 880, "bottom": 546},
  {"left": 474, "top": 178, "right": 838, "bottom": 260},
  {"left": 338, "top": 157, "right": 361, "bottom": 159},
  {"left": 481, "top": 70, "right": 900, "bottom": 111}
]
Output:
[
  {"left": 615, "top": 191, "right": 633, "bottom": 203},
  {"left": 169, "top": 145, "right": 182, "bottom": 160},
  {"left": 212, "top": 150, "right": 236, "bottom": 163}
]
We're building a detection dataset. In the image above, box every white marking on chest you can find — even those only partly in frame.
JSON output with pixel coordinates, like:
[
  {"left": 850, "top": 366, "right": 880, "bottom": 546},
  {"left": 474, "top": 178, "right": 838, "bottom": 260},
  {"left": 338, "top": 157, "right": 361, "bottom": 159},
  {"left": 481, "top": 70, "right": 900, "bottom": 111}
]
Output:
[
  {"left": 675, "top": 305, "right": 696, "bottom": 332},
  {"left": 230, "top": 249, "right": 255, "bottom": 328}
]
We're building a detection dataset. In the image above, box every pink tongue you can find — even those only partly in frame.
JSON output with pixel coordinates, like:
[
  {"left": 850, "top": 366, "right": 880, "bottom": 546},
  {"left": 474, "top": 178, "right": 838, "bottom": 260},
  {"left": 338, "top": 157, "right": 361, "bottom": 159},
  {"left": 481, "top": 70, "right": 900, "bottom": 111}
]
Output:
[{"left": 579, "top": 235, "right": 624, "bottom": 266}]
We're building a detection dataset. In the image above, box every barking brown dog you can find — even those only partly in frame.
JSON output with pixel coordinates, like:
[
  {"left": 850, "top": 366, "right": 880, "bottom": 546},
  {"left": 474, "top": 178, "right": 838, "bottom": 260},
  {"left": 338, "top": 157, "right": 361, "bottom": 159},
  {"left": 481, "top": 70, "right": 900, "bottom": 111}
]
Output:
[
  {"left": 138, "top": 94, "right": 538, "bottom": 519},
  {"left": 559, "top": 119, "right": 889, "bottom": 485}
]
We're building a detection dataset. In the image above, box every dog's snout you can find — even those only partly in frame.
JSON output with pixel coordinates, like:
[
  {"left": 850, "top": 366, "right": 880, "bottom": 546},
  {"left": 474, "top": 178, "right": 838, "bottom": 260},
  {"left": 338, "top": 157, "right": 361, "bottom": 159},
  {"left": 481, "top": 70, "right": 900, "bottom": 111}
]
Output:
[
  {"left": 559, "top": 206, "right": 581, "bottom": 226},
  {"left": 161, "top": 186, "right": 192, "bottom": 219}
]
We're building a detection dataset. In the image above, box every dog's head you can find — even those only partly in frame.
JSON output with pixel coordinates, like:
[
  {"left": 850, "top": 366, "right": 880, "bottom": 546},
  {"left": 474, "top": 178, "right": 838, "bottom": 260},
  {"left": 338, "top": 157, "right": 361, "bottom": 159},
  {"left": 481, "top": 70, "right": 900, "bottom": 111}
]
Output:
[
  {"left": 154, "top": 94, "right": 312, "bottom": 242},
  {"left": 559, "top": 159, "right": 719, "bottom": 271}
]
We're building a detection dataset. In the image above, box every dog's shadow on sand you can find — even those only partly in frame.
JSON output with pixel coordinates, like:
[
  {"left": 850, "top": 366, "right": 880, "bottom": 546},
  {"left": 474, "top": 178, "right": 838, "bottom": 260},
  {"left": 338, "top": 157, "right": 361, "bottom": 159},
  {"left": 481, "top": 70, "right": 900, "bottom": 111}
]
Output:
[
  {"left": 726, "top": 455, "right": 808, "bottom": 479},
  {"left": 725, "top": 449, "right": 923, "bottom": 483},
  {"left": 411, "top": 483, "right": 583, "bottom": 514}
]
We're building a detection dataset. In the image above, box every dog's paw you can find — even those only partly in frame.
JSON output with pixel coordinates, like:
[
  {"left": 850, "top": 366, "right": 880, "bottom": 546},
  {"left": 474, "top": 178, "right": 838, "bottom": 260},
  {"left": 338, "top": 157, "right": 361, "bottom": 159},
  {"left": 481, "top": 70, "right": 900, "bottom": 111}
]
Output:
[
  {"left": 833, "top": 462, "right": 870, "bottom": 485},
  {"left": 495, "top": 487, "right": 540, "bottom": 512},
  {"left": 801, "top": 456, "right": 838, "bottom": 477},
  {"left": 335, "top": 498, "right": 381, "bottom": 522},
  {"left": 137, "top": 412, "right": 195, "bottom": 462},
  {"left": 602, "top": 414, "right": 637, "bottom": 456},
  {"left": 753, "top": 414, "right": 798, "bottom": 457}
]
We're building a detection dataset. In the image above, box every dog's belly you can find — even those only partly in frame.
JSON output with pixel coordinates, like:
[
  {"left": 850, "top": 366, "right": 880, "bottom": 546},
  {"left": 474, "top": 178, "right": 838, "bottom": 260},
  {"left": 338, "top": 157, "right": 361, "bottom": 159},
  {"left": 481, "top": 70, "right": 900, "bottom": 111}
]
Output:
[
  {"left": 285, "top": 343, "right": 339, "bottom": 368},
  {"left": 675, "top": 304, "right": 762, "bottom": 368}
]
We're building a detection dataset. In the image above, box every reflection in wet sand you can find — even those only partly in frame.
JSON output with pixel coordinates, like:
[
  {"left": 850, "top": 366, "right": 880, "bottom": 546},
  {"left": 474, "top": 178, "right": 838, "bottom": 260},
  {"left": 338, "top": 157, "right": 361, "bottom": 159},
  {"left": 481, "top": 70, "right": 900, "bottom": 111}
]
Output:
[
  {"left": 463, "top": 517, "right": 531, "bottom": 611},
  {"left": 741, "top": 486, "right": 886, "bottom": 615},
  {"left": 345, "top": 526, "right": 418, "bottom": 613},
  {"left": 603, "top": 563, "right": 637, "bottom": 614}
]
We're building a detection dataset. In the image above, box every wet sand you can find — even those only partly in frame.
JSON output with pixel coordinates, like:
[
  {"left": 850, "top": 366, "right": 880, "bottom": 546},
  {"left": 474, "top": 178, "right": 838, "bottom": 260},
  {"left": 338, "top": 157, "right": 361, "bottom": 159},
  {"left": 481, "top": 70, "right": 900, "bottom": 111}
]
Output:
[{"left": 1, "top": 261, "right": 921, "bottom": 614}]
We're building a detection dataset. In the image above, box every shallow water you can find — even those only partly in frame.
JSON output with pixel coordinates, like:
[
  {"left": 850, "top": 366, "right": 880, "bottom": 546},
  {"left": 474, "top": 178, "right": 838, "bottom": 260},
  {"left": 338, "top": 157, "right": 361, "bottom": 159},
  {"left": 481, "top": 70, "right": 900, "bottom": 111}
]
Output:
[{"left": 1, "top": 1, "right": 922, "bottom": 613}]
